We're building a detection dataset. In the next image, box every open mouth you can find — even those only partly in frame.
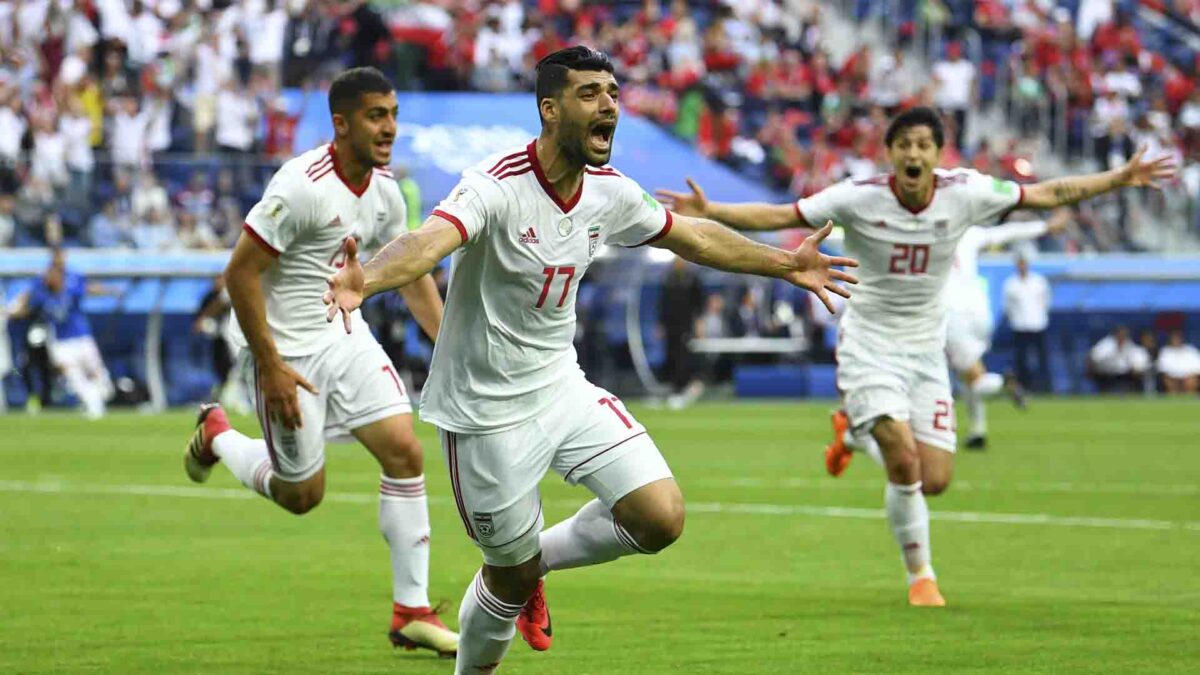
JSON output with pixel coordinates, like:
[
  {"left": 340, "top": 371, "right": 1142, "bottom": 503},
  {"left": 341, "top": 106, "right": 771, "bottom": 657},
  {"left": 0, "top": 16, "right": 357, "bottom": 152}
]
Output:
[
  {"left": 374, "top": 138, "right": 394, "bottom": 153},
  {"left": 588, "top": 121, "right": 615, "bottom": 154},
  {"left": 904, "top": 165, "right": 922, "bottom": 179}
]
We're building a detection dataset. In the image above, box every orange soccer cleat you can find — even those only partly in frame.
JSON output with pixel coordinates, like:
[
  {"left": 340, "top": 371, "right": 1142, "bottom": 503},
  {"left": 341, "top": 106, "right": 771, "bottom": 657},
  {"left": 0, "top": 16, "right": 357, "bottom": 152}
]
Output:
[
  {"left": 184, "top": 403, "right": 229, "bottom": 483},
  {"left": 824, "top": 409, "right": 853, "bottom": 477},
  {"left": 516, "top": 579, "right": 553, "bottom": 651},
  {"left": 908, "top": 578, "right": 946, "bottom": 607},
  {"left": 389, "top": 603, "right": 458, "bottom": 657}
]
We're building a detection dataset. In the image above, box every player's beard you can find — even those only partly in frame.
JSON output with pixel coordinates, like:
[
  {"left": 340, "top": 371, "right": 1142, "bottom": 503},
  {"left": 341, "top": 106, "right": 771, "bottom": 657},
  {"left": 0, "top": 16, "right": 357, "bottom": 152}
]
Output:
[{"left": 561, "top": 120, "right": 611, "bottom": 167}]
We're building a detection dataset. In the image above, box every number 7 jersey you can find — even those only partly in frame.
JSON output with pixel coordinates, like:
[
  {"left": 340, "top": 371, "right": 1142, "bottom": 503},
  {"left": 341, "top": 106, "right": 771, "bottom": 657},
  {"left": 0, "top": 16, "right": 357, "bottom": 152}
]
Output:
[
  {"left": 420, "top": 141, "right": 673, "bottom": 433},
  {"left": 796, "top": 169, "right": 1024, "bottom": 351}
]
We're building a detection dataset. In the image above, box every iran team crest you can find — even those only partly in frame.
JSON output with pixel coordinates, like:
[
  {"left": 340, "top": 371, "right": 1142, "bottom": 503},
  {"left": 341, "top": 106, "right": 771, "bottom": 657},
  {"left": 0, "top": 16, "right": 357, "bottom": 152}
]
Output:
[
  {"left": 588, "top": 225, "right": 600, "bottom": 259},
  {"left": 473, "top": 512, "right": 495, "bottom": 539}
]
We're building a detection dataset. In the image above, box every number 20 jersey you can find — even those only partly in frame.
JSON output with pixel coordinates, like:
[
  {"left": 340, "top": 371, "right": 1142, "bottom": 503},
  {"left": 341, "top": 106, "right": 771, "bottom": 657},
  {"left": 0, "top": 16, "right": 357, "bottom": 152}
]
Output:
[
  {"left": 421, "top": 141, "right": 673, "bottom": 433},
  {"left": 795, "top": 169, "right": 1023, "bottom": 352}
]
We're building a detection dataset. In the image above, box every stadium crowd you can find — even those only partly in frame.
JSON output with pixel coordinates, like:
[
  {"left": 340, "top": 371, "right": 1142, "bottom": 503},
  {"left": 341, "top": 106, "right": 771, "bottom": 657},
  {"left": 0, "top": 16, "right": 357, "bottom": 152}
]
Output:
[{"left": 0, "top": 0, "right": 1198, "bottom": 253}]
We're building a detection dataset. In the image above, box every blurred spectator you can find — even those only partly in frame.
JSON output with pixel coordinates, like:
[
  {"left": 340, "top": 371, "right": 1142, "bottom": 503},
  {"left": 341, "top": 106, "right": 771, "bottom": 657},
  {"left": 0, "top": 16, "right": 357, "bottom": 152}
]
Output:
[
  {"left": 30, "top": 113, "right": 69, "bottom": 192},
  {"left": 107, "top": 96, "right": 157, "bottom": 170},
  {"left": 215, "top": 80, "right": 260, "bottom": 155},
  {"left": 659, "top": 256, "right": 704, "bottom": 399},
  {"left": 177, "top": 211, "right": 220, "bottom": 250},
  {"left": 0, "top": 86, "right": 24, "bottom": 168},
  {"left": 60, "top": 98, "right": 93, "bottom": 209},
  {"left": 131, "top": 171, "right": 169, "bottom": 223},
  {"left": 731, "top": 286, "right": 764, "bottom": 337},
  {"left": 177, "top": 170, "right": 216, "bottom": 223},
  {"left": 1004, "top": 256, "right": 1052, "bottom": 392},
  {"left": 933, "top": 42, "right": 975, "bottom": 149},
  {"left": 0, "top": 193, "right": 15, "bottom": 247},
  {"left": 88, "top": 197, "right": 130, "bottom": 248},
  {"left": 1157, "top": 329, "right": 1200, "bottom": 394},
  {"left": 1087, "top": 325, "right": 1150, "bottom": 393},
  {"left": 132, "top": 207, "right": 176, "bottom": 251}
]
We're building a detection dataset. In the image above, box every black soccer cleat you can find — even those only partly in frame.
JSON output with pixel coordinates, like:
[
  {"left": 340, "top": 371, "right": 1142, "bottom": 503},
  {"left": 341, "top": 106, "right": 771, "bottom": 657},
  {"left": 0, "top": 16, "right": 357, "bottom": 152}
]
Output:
[{"left": 965, "top": 435, "right": 987, "bottom": 451}]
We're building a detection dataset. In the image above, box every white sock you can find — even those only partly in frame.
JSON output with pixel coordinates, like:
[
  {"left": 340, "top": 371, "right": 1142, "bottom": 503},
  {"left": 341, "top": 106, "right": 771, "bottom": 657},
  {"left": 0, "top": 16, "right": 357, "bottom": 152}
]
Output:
[
  {"left": 64, "top": 366, "right": 105, "bottom": 418},
  {"left": 972, "top": 372, "right": 1004, "bottom": 397},
  {"left": 213, "top": 430, "right": 273, "bottom": 498},
  {"left": 846, "top": 429, "right": 885, "bottom": 467},
  {"left": 968, "top": 388, "right": 987, "bottom": 437},
  {"left": 379, "top": 474, "right": 431, "bottom": 608},
  {"left": 455, "top": 570, "right": 521, "bottom": 675},
  {"left": 539, "top": 498, "right": 647, "bottom": 576},
  {"left": 885, "top": 481, "right": 934, "bottom": 584}
]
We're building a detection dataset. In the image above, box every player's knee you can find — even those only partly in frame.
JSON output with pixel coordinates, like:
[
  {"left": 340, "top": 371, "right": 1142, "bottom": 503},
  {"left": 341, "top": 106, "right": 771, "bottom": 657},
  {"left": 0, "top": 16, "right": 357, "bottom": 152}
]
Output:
[
  {"left": 379, "top": 434, "right": 424, "bottom": 477},
  {"left": 483, "top": 559, "right": 542, "bottom": 603},
  {"left": 277, "top": 485, "right": 324, "bottom": 515},
  {"left": 922, "top": 478, "right": 950, "bottom": 496},
  {"left": 629, "top": 498, "right": 686, "bottom": 553}
]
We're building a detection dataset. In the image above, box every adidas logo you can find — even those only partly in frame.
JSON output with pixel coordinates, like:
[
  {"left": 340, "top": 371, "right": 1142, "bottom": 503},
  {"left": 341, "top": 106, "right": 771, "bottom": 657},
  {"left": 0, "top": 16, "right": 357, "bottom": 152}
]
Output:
[{"left": 518, "top": 227, "right": 539, "bottom": 244}]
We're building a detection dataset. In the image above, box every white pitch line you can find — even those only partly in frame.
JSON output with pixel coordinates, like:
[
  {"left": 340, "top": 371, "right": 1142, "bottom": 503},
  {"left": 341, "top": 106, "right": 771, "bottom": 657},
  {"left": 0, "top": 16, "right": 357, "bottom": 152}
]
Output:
[
  {"left": 3, "top": 479, "right": 1198, "bottom": 533},
  {"left": 710, "top": 477, "right": 1200, "bottom": 497}
]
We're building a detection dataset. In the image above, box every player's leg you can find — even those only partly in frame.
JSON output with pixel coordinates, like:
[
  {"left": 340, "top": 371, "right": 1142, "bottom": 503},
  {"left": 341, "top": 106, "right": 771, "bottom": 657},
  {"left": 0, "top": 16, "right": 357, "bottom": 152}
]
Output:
[
  {"left": 827, "top": 336, "right": 902, "bottom": 474},
  {"left": 82, "top": 336, "right": 115, "bottom": 402},
  {"left": 441, "top": 427, "right": 552, "bottom": 672},
  {"left": 53, "top": 339, "right": 105, "bottom": 419},
  {"left": 186, "top": 352, "right": 328, "bottom": 514}
]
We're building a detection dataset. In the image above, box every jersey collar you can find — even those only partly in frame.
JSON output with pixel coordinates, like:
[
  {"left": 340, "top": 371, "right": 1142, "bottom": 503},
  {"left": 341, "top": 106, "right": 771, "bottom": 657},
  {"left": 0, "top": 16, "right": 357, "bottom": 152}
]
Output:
[
  {"left": 888, "top": 174, "right": 935, "bottom": 215},
  {"left": 328, "top": 143, "right": 371, "bottom": 198},
  {"left": 527, "top": 140, "right": 584, "bottom": 213}
]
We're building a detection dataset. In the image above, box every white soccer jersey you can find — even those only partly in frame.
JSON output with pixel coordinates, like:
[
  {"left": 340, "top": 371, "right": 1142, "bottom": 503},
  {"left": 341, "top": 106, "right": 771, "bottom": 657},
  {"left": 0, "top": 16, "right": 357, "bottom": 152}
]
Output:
[
  {"left": 946, "top": 220, "right": 1047, "bottom": 313},
  {"left": 421, "top": 141, "right": 672, "bottom": 433},
  {"left": 796, "top": 169, "right": 1023, "bottom": 351},
  {"left": 228, "top": 144, "right": 406, "bottom": 357}
]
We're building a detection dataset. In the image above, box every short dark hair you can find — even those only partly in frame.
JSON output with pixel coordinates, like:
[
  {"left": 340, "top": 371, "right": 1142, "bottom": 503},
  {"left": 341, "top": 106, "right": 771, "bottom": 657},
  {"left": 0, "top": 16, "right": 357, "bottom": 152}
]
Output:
[
  {"left": 535, "top": 46, "right": 615, "bottom": 121},
  {"left": 328, "top": 67, "right": 395, "bottom": 117},
  {"left": 885, "top": 107, "right": 945, "bottom": 148}
]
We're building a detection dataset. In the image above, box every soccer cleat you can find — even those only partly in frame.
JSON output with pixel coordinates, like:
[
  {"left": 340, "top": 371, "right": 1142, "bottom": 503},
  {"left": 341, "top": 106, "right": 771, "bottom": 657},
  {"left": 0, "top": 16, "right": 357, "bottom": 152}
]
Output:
[
  {"left": 184, "top": 403, "right": 229, "bottom": 483},
  {"left": 965, "top": 435, "right": 987, "bottom": 451},
  {"left": 388, "top": 603, "right": 458, "bottom": 658},
  {"left": 824, "top": 409, "right": 853, "bottom": 477},
  {"left": 908, "top": 578, "right": 946, "bottom": 607},
  {"left": 516, "top": 579, "right": 552, "bottom": 651}
]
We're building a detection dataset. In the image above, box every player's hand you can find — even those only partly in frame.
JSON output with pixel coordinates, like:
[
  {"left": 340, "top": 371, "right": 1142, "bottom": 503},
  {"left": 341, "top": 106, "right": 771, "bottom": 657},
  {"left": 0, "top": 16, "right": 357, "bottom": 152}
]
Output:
[
  {"left": 655, "top": 178, "right": 710, "bottom": 218},
  {"left": 323, "top": 237, "right": 364, "bottom": 334},
  {"left": 1119, "top": 145, "right": 1177, "bottom": 189},
  {"left": 260, "top": 359, "right": 318, "bottom": 430},
  {"left": 781, "top": 221, "right": 859, "bottom": 314}
]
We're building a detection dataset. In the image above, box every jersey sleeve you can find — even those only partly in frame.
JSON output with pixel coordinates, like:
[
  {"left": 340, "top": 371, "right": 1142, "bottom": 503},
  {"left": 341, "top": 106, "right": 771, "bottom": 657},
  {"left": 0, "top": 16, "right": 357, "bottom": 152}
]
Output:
[
  {"left": 243, "top": 167, "right": 314, "bottom": 257},
  {"left": 965, "top": 170, "right": 1024, "bottom": 224},
  {"left": 795, "top": 179, "right": 856, "bottom": 228},
  {"left": 604, "top": 176, "right": 673, "bottom": 247},
  {"left": 431, "top": 168, "right": 505, "bottom": 244}
]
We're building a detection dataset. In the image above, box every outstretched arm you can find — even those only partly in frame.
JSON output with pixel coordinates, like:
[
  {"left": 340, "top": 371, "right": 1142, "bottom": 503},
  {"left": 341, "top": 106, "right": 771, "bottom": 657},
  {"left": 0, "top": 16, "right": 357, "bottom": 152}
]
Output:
[
  {"left": 656, "top": 178, "right": 803, "bottom": 231},
  {"left": 653, "top": 215, "right": 858, "bottom": 313},
  {"left": 1021, "top": 146, "right": 1176, "bottom": 209},
  {"left": 324, "top": 214, "right": 461, "bottom": 331}
]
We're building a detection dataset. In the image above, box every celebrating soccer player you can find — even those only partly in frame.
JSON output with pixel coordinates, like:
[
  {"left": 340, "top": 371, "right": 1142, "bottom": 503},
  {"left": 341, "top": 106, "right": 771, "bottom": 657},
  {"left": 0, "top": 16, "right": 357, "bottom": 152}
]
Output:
[
  {"left": 183, "top": 68, "right": 458, "bottom": 655},
  {"left": 323, "top": 46, "right": 858, "bottom": 673},
  {"left": 657, "top": 107, "right": 1175, "bottom": 607}
]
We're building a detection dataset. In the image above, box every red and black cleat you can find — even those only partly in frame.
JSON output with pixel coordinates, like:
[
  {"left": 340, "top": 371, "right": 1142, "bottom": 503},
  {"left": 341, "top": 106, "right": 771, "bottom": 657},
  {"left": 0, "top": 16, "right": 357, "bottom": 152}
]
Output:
[
  {"left": 516, "top": 579, "right": 553, "bottom": 651},
  {"left": 184, "top": 403, "right": 229, "bottom": 483}
]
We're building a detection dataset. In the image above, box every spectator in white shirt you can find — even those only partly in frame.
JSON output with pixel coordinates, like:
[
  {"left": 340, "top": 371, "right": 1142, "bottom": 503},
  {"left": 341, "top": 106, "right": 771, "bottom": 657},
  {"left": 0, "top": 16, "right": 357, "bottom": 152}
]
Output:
[
  {"left": 214, "top": 81, "right": 259, "bottom": 154},
  {"left": 131, "top": 171, "right": 170, "bottom": 223},
  {"left": 245, "top": 0, "right": 288, "bottom": 84},
  {"left": 60, "top": 98, "right": 93, "bottom": 208},
  {"left": 108, "top": 96, "right": 154, "bottom": 170},
  {"left": 132, "top": 206, "right": 177, "bottom": 251},
  {"left": 30, "top": 115, "right": 69, "bottom": 191},
  {"left": 1003, "top": 256, "right": 1053, "bottom": 392},
  {"left": 1157, "top": 329, "right": 1200, "bottom": 395},
  {"left": 1087, "top": 325, "right": 1150, "bottom": 393},
  {"left": 0, "top": 90, "right": 26, "bottom": 167},
  {"left": 933, "top": 42, "right": 975, "bottom": 149}
]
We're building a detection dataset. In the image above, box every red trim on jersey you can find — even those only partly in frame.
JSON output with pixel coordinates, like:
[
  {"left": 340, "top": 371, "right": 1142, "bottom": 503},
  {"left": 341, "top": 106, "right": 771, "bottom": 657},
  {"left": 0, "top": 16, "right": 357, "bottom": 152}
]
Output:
[
  {"left": 306, "top": 155, "right": 332, "bottom": 178},
  {"left": 585, "top": 167, "right": 620, "bottom": 177},
  {"left": 488, "top": 156, "right": 530, "bottom": 177},
  {"left": 527, "top": 140, "right": 584, "bottom": 213},
  {"left": 487, "top": 150, "right": 528, "bottom": 175},
  {"left": 494, "top": 167, "right": 532, "bottom": 182},
  {"left": 242, "top": 223, "right": 281, "bottom": 257},
  {"left": 888, "top": 175, "right": 936, "bottom": 215},
  {"left": 432, "top": 209, "right": 469, "bottom": 243},
  {"left": 374, "top": 167, "right": 394, "bottom": 178},
  {"left": 447, "top": 432, "right": 476, "bottom": 540},
  {"left": 309, "top": 166, "right": 334, "bottom": 183},
  {"left": 328, "top": 143, "right": 371, "bottom": 197},
  {"left": 794, "top": 201, "right": 809, "bottom": 226},
  {"left": 563, "top": 431, "right": 648, "bottom": 481},
  {"left": 999, "top": 184, "right": 1026, "bottom": 221},
  {"left": 634, "top": 209, "right": 673, "bottom": 247}
]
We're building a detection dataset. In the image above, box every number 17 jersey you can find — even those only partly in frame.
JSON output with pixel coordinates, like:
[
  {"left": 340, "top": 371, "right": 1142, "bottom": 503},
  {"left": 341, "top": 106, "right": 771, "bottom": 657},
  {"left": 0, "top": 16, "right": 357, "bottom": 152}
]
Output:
[
  {"left": 420, "top": 141, "right": 673, "bottom": 433},
  {"left": 795, "top": 169, "right": 1023, "bottom": 352}
]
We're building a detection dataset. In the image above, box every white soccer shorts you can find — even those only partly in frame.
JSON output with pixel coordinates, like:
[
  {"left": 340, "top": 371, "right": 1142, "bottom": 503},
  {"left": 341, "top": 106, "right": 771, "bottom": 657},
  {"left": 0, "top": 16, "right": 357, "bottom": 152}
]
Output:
[
  {"left": 837, "top": 332, "right": 957, "bottom": 452},
  {"left": 438, "top": 375, "right": 673, "bottom": 566},
  {"left": 241, "top": 328, "right": 412, "bottom": 482},
  {"left": 945, "top": 305, "right": 994, "bottom": 373}
]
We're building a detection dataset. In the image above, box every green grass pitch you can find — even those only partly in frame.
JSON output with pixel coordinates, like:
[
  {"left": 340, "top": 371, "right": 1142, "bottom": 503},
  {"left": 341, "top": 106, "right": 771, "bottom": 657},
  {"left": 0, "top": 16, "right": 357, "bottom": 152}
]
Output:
[{"left": 2, "top": 399, "right": 1198, "bottom": 674}]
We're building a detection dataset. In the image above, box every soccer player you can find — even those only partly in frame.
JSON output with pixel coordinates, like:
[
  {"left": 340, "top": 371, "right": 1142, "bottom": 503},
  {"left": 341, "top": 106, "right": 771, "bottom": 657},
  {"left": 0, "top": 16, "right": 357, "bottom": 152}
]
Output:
[
  {"left": 323, "top": 46, "right": 857, "bottom": 673},
  {"left": 656, "top": 107, "right": 1174, "bottom": 606},
  {"left": 946, "top": 210, "right": 1068, "bottom": 449},
  {"left": 181, "top": 68, "right": 458, "bottom": 656},
  {"left": 9, "top": 249, "right": 114, "bottom": 419}
]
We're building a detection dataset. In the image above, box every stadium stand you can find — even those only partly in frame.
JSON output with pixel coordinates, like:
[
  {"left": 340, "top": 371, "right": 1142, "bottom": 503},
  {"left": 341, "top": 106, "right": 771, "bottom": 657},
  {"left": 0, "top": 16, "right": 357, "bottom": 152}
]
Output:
[{"left": 1, "top": 1, "right": 1199, "bottom": 409}]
